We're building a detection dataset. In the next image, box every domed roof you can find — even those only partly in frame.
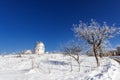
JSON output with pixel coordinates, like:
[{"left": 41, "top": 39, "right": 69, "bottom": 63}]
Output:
[{"left": 36, "top": 41, "right": 44, "bottom": 47}]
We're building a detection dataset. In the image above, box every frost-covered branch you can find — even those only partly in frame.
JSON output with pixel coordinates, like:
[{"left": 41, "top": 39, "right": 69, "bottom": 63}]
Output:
[{"left": 73, "top": 19, "right": 119, "bottom": 67}]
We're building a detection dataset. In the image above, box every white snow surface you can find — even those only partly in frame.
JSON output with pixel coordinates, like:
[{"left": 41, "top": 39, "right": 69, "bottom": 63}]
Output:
[{"left": 0, "top": 54, "right": 119, "bottom": 80}]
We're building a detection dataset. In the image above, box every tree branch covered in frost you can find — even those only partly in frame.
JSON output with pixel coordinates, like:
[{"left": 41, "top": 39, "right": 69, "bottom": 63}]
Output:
[
  {"left": 63, "top": 41, "right": 82, "bottom": 71},
  {"left": 73, "top": 19, "right": 120, "bottom": 67},
  {"left": 73, "top": 20, "right": 118, "bottom": 45}
]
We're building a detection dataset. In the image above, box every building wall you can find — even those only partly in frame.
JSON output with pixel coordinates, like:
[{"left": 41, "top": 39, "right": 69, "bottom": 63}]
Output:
[{"left": 24, "top": 50, "right": 32, "bottom": 54}]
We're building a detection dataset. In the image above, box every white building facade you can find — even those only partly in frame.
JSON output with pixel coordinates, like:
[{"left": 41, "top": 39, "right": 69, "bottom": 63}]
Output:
[
  {"left": 34, "top": 41, "right": 45, "bottom": 55},
  {"left": 24, "top": 50, "right": 32, "bottom": 54}
]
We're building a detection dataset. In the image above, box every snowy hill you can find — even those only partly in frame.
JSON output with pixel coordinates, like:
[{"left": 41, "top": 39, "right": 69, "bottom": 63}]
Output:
[{"left": 0, "top": 54, "right": 120, "bottom": 80}]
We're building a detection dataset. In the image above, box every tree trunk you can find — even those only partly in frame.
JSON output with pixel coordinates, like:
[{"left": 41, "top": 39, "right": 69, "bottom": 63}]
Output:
[
  {"left": 93, "top": 46, "right": 100, "bottom": 67},
  {"left": 31, "top": 59, "right": 34, "bottom": 69},
  {"left": 78, "top": 61, "right": 80, "bottom": 72},
  {"left": 70, "top": 61, "right": 73, "bottom": 72},
  {"left": 69, "top": 57, "right": 73, "bottom": 72}
]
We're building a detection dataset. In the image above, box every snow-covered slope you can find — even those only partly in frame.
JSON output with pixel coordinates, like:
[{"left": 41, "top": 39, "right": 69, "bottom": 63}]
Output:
[
  {"left": 0, "top": 54, "right": 119, "bottom": 80},
  {"left": 84, "top": 58, "right": 120, "bottom": 80}
]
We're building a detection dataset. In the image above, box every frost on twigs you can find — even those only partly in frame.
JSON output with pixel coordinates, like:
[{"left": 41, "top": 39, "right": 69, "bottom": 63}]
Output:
[
  {"left": 63, "top": 41, "right": 83, "bottom": 72},
  {"left": 73, "top": 19, "right": 120, "bottom": 67}
]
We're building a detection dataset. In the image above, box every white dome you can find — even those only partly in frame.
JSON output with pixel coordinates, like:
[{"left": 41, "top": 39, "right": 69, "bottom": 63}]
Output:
[
  {"left": 34, "top": 41, "right": 45, "bottom": 54},
  {"left": 37, "top": 42, "right": 44, "bottom": 47}
]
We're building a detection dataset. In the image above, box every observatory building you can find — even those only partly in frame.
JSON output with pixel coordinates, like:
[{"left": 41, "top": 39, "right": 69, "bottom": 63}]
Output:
[
  {"left": 34, "top": 41, "right": 45, "bottom": 54},
  {"left": 24, "top": 50, "right": 32, "bottom": 54}
]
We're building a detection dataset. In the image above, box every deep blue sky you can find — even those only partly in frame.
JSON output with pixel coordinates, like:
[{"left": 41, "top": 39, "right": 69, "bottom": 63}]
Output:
[{"left": 0, "top": 0, "right": 120, "bottom": 53}]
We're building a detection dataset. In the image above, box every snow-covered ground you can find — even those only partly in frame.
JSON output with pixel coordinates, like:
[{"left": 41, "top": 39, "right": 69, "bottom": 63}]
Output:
[{"left": 0, "top": 53, "right": 119, "bottom": 80}]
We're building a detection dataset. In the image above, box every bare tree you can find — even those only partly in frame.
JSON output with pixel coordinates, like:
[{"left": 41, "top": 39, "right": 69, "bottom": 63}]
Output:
[
  {"left": 73, "top": 19, "right": 119, "bottom": 67},
  {"left": 64, "top": 41, "right": 82, "bottom": 71}
]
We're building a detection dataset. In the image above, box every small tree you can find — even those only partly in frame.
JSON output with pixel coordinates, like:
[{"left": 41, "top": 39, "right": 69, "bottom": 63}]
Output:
[
  {"left": 64, "top": 41, "right": 82, "bottom": 71},
  {"left": 73, "top": 19, "right": 119, "bottom": 67}
]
